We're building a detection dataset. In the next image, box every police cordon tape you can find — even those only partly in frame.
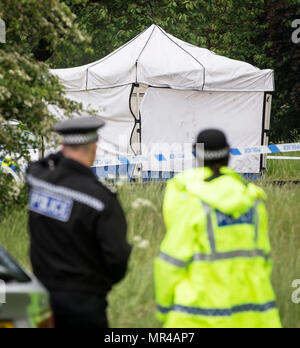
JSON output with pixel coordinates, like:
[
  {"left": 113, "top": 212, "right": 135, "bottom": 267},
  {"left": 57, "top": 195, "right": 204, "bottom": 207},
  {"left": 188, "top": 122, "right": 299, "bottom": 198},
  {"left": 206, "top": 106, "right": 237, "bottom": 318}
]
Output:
[
  {"left": 230, "top": 143, "right": 300, "bottom": 156},
  {"left": 93, "top": 143, "right": 300, "bottom": 168},
  {"left": 1, "top": 142, "right": 299, "bottom": 172}
]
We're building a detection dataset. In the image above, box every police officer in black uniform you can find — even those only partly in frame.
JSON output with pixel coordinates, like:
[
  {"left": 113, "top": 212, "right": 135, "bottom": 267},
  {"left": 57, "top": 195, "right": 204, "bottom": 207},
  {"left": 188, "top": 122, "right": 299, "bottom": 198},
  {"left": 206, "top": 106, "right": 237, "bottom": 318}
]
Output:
[{"left": 27, "top": 117, "right": 132, "bottom": 328}]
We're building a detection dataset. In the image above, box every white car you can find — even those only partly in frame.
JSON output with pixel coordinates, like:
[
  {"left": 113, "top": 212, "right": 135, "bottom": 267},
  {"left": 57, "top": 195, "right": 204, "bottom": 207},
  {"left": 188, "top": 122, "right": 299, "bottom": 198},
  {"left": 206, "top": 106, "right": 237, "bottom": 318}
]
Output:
[{"left": 0, "top": 245, "right": 54, "bottom": 329}]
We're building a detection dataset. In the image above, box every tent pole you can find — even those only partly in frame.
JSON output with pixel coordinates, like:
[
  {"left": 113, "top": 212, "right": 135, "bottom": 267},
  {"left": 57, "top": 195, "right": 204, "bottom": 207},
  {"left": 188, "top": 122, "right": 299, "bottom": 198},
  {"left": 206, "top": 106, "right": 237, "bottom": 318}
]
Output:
[
  {"left": 262, "top": 93, "right": 272, "bottom": 171},
  {"left": 136, "top": 84, "right": 143, "bottom": 180},
  {"left": 260, "top": 92, "right": 272, "bottom": 173},
  {"left": 136, "top": 85, "right": 142, "bottom": 155}
]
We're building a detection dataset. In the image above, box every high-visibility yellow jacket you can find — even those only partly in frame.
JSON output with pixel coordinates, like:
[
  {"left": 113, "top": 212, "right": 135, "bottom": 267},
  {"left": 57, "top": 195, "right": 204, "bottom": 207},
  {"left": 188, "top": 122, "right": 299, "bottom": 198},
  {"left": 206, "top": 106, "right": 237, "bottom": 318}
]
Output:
[{"left": 154, "top": 167, "right": 282, "bottom": 328}]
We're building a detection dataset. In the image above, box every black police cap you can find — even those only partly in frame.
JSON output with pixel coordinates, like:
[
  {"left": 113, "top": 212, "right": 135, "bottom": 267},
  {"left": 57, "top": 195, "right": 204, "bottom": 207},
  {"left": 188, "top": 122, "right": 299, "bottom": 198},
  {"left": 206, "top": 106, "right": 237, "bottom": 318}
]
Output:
[
  {"left": 54, "top": 117, "right": 105, "bottom": 145},
  {"left": 195, "top": 129, "right": 230, "bottom": 161}
]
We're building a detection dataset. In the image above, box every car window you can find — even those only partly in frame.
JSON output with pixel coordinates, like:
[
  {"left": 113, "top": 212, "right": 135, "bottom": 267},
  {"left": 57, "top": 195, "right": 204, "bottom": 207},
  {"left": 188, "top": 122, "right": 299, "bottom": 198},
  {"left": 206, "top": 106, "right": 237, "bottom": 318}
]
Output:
[{"left": 0, "top": 246, "right": 31, "bottom": 283}]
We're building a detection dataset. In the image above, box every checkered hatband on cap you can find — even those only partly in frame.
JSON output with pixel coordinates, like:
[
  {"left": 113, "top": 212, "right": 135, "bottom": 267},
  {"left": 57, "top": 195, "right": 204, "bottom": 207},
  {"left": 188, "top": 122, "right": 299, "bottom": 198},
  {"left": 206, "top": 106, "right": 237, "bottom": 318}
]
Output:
[{"left": 62, "top": 131, "right": 98, "bottom": 145}]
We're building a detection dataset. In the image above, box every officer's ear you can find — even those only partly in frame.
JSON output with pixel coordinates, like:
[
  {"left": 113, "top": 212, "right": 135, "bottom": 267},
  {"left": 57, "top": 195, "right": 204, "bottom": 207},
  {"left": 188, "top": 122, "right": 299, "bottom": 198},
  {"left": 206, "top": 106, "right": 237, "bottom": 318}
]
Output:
[
  {"left": 92, "top": 141, "right": 98, "bottom": 151},
  {"left": 90, "top": 141, "right": 98, "bottom": 157}
]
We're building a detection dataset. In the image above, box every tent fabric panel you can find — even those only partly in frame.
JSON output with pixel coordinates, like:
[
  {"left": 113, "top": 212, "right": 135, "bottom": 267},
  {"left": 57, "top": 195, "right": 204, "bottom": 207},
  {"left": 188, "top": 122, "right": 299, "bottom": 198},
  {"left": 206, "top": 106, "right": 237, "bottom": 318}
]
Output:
[
  {"left": 65, "top": 85, "right": 135, "bottom": 158},
  {"left": 51, "top": 25, "right": 274, "bottom": 92},
  {"left": 159, "top": 27, "right": 275, "bottom": 92},
  {"left": 87, "top": 27, "right": 154, "bottom": 89},
  {"left": 137, "top": 26, "right": 205, "bottom": 90},
  {"left": 140, "top": 88, "right": 264, "bottom": 174},
  {"left": 50, "top": 62, "right": 93, "bottom": 91}
]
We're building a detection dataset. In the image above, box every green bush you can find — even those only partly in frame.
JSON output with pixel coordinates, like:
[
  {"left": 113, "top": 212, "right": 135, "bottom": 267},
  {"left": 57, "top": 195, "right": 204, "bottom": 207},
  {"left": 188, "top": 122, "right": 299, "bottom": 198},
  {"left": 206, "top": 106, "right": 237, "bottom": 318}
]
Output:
[
  {"left": 0, "top": 172, "right": 28, "bottom": 216},
  {"left": 0, "top": 0, "right": 93, "bottom": 212}
]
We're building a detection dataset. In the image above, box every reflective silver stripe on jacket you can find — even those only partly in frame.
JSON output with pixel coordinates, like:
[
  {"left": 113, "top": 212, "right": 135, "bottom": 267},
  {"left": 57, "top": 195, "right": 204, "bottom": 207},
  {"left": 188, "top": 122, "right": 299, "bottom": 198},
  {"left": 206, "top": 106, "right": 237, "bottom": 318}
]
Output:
[
  {"left": 158, "top": 301, "right": 277, "bottom": 317},
  {"left": 27, "top": 174, "right": 105, "bottom": 212},
  {"left": 254, "top": 200, "right": 261, "bottom": 243},
  {"left": 159, "top": 249, "right": 270, "bottom": 268},
  {"left": 158, "top": 252, "right": 188, "bottom": 268},
  {"left": 192, "top": 250, "right": 270, "bottom": 262},
  {"left": 203, "top": 203, "right": 216, "bottom": 257},
  {"left": 158, "top": 201, "right": 270, "bottom": 267}
]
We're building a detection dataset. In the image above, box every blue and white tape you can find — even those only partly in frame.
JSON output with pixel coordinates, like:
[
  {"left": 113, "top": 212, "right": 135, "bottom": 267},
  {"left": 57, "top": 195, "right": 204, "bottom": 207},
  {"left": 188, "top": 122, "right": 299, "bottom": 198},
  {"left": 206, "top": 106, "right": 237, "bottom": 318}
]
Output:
[
  {"left": 230, "top": 143, "right": 300, "bottom": 156},
  {"left": 94, "top": 153, "right": 195, "bottom": 167},
  {"left": 93, "top": 143, "right": 300, "bottom": 168}
]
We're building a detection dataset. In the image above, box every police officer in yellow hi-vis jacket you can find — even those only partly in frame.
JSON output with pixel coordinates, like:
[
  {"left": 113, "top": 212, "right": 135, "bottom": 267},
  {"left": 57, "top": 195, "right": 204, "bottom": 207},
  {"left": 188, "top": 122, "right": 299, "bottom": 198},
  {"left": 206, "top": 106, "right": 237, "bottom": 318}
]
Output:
[{"left": 154, "top": 129, "right": 282, "bottom": 328}]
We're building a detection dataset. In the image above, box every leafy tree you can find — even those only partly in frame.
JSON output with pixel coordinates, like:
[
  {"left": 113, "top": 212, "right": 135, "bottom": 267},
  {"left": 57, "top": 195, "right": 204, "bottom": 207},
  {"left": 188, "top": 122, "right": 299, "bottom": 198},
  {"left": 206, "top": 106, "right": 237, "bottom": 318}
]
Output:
[
  {"left": 208, "top": 0, "right": 300, "bottom": 142},
  {"left": 55, "top": 0, "right": 217, "bottom": 67},
  {"left": 0, "top": 0, "right": 89, "bottom": 212},
  {"left": 263, "top": 0, "right": 300, "bottom": 142}
]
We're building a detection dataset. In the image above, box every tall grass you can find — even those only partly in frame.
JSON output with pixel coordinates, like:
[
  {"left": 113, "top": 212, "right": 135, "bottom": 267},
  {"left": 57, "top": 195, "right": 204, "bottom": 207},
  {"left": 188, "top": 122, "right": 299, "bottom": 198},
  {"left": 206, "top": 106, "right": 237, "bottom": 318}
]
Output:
[
  {"left": 0, "top": 209, "right": 30, "bottom": 269},
  {"left": 0, "top": 159, "right": 299, "bottom": 328},
  {"left": 264, "top": 184, "right": 300, "bottom": 329},
  {"left": 265, "top": 152, "right": 300, "bottom": 180},
  {"left": 108, "top": 183, "right": 165, "bottom": 328}
]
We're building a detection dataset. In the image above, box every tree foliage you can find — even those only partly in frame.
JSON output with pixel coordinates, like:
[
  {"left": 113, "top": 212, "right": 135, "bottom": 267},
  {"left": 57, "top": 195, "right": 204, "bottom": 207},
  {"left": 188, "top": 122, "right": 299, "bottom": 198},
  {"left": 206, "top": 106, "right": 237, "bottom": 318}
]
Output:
[
  {"left": 0, "top": 0, "right": 89, "bottom": 211},
  {"left": 57, "top": 0, "right": 299, "bottom": 142},
  {"left": 263, "top": 0, "right": 300, "bottom": 142},
  {"left": 0, "top": 0, "right": 91, "bottom": 159}
]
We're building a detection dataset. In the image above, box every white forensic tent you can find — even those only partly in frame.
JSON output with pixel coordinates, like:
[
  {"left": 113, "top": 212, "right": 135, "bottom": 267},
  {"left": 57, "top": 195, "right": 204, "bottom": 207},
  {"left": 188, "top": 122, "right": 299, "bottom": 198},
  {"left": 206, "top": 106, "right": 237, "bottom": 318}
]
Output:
[{"left": 51, "top": 24, "right": 274, "bottom": 175}]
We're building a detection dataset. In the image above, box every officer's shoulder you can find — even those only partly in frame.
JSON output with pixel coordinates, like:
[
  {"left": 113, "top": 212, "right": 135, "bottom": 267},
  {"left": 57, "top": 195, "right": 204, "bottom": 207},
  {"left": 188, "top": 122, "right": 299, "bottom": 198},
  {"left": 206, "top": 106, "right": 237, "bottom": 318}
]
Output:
[
  {"left": 27, "top": 153, "right": 59, "bottom": 178},
  {"left": 168, "top": 168, "right": 204, "bottom": 187}
]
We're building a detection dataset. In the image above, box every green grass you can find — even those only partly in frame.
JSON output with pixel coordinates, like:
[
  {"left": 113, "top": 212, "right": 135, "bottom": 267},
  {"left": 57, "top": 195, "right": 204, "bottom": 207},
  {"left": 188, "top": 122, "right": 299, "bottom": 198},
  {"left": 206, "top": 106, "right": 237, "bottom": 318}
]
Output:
[
  {"left": 0, "top": 158, "right": 299, "bottom": 328},
  {"left": 108, "top": 183, "right": 165, "bottom": 328},
  {"left": 264, "top": 184, "right": 300, "bottom": 329},
  {"left": 265, "top": 152, "right": 300, "bottom": 180},
  {"left": 0, "top": 209, "right": 30, "bottom": 269}
]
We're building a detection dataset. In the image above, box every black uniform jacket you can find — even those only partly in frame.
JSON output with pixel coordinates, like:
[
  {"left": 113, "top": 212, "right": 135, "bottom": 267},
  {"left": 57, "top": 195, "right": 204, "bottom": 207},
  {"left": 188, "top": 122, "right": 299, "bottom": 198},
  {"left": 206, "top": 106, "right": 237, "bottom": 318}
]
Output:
[{"left": 27, "top": 152, "right": 132, "bottom": 296}]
